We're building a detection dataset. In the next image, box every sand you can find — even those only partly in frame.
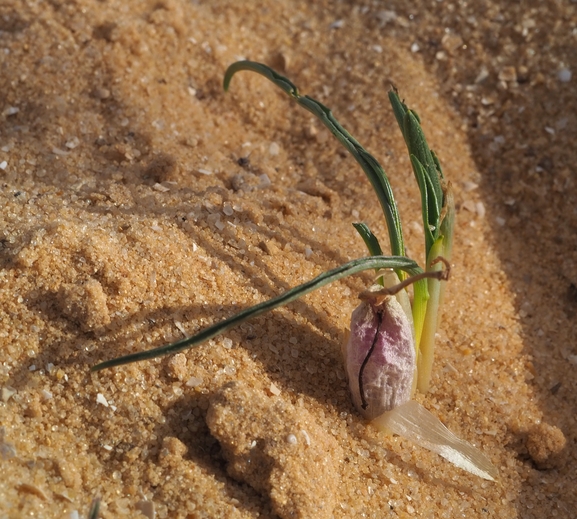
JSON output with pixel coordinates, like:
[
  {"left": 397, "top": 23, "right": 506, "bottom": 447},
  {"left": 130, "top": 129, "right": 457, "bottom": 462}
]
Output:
[{"left": 1, "top": 0, "right": 576, "bottom": 517}]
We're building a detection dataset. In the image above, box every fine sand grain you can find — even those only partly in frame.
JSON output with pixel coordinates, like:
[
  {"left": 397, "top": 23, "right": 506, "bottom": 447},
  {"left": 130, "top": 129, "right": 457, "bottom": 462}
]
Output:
[{"left": 1, "top": 1, "right": 576, "bottom": 517}]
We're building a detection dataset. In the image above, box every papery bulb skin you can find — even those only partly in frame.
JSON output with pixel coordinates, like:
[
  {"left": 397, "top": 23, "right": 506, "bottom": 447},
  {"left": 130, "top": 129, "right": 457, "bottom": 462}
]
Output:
[{"left": 343, "top": 291, "right": 415, "bottom": 420}]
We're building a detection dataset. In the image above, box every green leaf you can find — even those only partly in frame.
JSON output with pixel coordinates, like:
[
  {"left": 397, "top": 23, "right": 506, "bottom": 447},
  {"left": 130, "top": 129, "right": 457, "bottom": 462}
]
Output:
[
  {"left": 224, "top": 61, "right": 405, "bottom": 259},
  {"left": 352, "top": 222, "right": 385, "bottom": 285},
  {"left": 404, "top": 111, "right": 443, "bottom": 214},
  {"left": 409, "top": 154, "right": 436, "bottom": 254},
  {"left": 431, "top": 149, "right": 444, "bottom": 180},
  {"left": 388, "top": 88, "right": 409, "bottom": 143},
  {"left": 224, "top": 60, "right": 298, "bottom": 96},
  {"left": 352, "top": 223, "right": 383, "bottom": 257},
  {"left": 438, "top": 184, "right": 455, "bottom": 263},
  {"left": 92, "top": 256, "right": 423, "bottom": 371},
  {"left": 389, "top": 89, "right": 447, "bottom": 261}
]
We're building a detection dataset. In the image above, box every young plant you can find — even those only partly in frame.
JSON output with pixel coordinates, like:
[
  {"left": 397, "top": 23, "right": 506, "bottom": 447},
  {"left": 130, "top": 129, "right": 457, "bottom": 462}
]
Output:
[
  {"left": 94, "top": 62, "right": 450, "bottom": 390},
  {"left": 92, "top": 62, "right": 496, "bottom": 481},
  {"left": 222, "top": 61, "right": 454, "bottom": 393}
]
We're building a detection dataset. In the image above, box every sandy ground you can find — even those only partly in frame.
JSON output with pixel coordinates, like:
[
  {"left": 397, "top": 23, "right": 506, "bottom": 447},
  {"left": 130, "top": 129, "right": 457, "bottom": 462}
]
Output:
[{"left": 1, "top": 0, "right": 576, "bottom": 517}]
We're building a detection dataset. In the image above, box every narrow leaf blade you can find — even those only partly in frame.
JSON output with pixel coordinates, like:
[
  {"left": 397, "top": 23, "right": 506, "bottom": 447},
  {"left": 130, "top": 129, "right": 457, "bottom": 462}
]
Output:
[
  {"left": 404, "top": 110, "right": 443, "bottom": 217},
  {"left": 352, "top": 222, "right": 383, "bottom": 257},
  {"left": 223, "top": 61, "right": 405, "bottom": 258},
  {"left": 409, "top": 154, "right": 436, "bottom": 253},
  {"left": 92, "top": 256, "right": 423, "bottom": 371},
  {"left": 223, "top": 60, "right": 298, "bottom": 96}
]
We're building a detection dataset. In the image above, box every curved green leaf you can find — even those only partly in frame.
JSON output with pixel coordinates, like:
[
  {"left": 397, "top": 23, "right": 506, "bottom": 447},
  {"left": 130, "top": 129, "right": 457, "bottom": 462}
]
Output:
[
  {"left": 352, "top": 222, "right": 383, "bottom": 257},
  {"left": 224, "top": 60, "right": 298, "bottom": 96},
  {"left": 92, "top": 255, "right": 423, "bottom": 371},
  {"left": 352, "top": 222, "right": 385, "bottom": 285},
  {"left": 389, "top": 90, "right": 446, "bottom": 251},
  {"left": 388, "top": 88, "right": 409, "bottom": 143},
  {"left": 409, "top": 154, "right": 435, "bottom": 253},
  {"left": 224, "top": 61, "right": 405, "bottom": 259},
  {"left": 404, "top": 110, "right": 443, "bottom": 233}
]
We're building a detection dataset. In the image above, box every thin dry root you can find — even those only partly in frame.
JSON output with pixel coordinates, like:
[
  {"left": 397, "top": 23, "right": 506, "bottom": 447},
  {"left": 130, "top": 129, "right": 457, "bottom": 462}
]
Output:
[
  {"left": 359, "top": 257, "right": 450, "bottom": 306},
  {"left": 429, "top": 256, "right": 451, "bottom": 279}
]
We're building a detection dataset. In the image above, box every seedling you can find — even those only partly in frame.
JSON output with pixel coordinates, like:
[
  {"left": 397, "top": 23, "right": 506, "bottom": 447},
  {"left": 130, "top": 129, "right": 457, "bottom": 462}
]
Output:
[
  {"left": 92, "top": 62, "right": 496, "bottom": 480},
  {"left": 93, "top": 62, "right": 451, "bottom": 389}
]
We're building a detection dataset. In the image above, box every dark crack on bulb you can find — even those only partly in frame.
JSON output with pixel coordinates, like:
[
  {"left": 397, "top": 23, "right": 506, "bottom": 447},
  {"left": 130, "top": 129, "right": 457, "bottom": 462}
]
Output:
[{"left": 358, "top": 307, "right": 383, "bottom": 410}]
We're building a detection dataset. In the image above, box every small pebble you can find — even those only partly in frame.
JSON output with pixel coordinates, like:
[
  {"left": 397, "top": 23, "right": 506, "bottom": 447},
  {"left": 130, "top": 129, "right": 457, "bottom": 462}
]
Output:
[
  {"left": 269, "top": 382, "right": 281, "bottom": 396},
  {"left": 557, "top": 67, "right": 571, "bottom": 83},
  {"left": 65, "top": 137, "right": 80, "bottom": 149},
  {"left": 527, "top": 422, "right": 566, "bottom": 469},
  {"left": 3, "top": 106, "right": 19, "bottom": 116},
  {"left": 498, "top": 66, "right": 517, "bottom": 82},
  {"left": 16, "top": 483, "right": 48, "bottom": 500},
  {"left": 185, "top": 376, "right": 203, "bottom": 388},
  {"left": 268, "top": 142, "right": 280, "bottom": 156},
  {"left": 1, "top": 387, "right": 17, "bottom": 402},
  {"left": 258, "top": 173, "right": 271, "bottom": 188},
  {"left": 476, "top": 201, "right": 486, "bottom": 218},
  {"left": 167, "top": 353, "right": 188, "bottom": 381},
  {"left": 153, "top": 183, "right": 170, "bottom": 192},
  {"left": 462, "top": 181, "right": 479, "bottom": 192},
  {"left": 135, "top": 499, "right": 155, "bottom": 519}
]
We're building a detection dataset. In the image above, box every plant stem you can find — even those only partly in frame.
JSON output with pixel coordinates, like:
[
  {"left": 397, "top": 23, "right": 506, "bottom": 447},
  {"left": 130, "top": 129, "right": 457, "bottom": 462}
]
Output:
[{"left": 417, "top": 243, "right": 448, "bottom": 392}]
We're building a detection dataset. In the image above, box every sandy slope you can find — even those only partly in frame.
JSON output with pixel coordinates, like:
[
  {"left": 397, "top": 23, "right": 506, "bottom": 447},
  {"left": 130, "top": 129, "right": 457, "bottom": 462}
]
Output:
[{"left": 1, "top": 1, "right": 575, "bottom": 517}]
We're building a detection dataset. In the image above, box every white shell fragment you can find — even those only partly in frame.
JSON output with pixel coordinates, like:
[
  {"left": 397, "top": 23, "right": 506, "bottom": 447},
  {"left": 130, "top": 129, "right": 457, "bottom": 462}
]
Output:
[
  {"left": 373, "top": 400, "right": 498, "bottom": 481},
  {"left": 96, "top": 393, "right": 109, "bottom": 407}
]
